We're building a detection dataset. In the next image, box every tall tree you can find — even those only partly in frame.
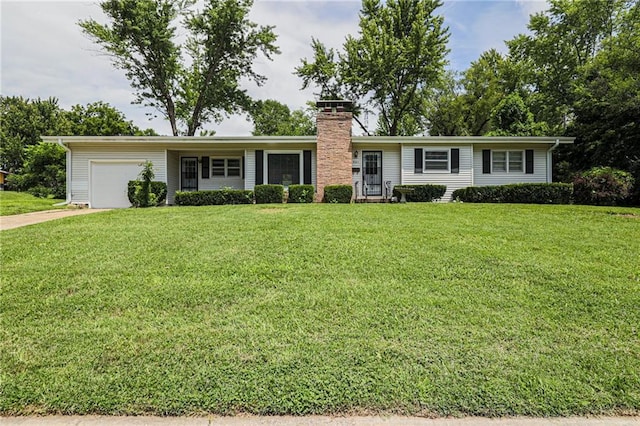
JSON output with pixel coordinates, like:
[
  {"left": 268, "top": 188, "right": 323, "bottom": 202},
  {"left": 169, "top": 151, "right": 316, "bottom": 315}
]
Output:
[
  {"left": 80, "top": 0, "right": 279, "bottom": 136},
  {"left": 0, "top": 96, "right": 69, "bottom": 173},
  {"left": 66, "top": 101, "right": 157, "bottom": 136},
  {"left": 249, "top": 100, "right": 316, "bottom": 136},
  {"left": 296, "top": 0, "right": 449, "bottom": 136}
]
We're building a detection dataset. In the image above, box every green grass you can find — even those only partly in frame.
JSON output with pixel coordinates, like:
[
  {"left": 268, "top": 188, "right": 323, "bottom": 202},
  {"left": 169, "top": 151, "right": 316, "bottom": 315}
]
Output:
[
  {"left": 1, "top": 204, "right": 639, "bottom": 416},
  {"left": 0, "top": 191, "right": 64, "bottom": 216}
]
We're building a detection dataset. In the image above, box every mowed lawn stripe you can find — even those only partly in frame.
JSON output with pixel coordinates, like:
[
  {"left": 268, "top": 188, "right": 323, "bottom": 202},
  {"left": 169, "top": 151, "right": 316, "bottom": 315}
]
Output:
[{"left": 1, "top": 204, "right": 639, "bottom": 416}]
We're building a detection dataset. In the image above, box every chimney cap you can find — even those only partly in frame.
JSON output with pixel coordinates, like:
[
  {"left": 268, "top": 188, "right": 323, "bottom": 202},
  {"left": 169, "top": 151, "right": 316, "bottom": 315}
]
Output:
[{"left": 316, "top": 100, "right": 353, "bottom": 112}]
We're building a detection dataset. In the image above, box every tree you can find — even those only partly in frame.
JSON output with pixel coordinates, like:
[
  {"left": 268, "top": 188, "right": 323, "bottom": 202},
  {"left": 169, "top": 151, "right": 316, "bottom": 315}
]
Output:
[
  {"left": 487, "top": 93, "right": 548, "bottom": 136},
  {"left": 249, "top": 100, "right": 316, "bottom": 136},
  {"left": 66, "top": 101, "right": 157, "bottom": 136},
  {"left": 80, "top": 0, "right": 279, "bottom": 136},
  {"left": 0, "top": 96, "right": 69, "bottom": 173},
  {"left": 6, "top": 142, "right": 66, "bottom": 198},
  {"left": 296, "top": 0, "right": 449, "bottom": 136}
]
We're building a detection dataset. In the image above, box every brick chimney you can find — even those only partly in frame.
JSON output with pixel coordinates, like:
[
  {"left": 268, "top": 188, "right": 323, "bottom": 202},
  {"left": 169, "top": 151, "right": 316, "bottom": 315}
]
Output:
[{"left": 315, "top": 100, "right": 353, "bottom": 201}]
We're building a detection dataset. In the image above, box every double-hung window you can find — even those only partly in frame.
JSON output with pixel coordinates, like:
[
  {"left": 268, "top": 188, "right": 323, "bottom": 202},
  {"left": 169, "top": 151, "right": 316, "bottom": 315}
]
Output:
[
  {"left": 211, "top": 158, "right": 241, "bottom": 178},
  {"left": 492, "top": 151, "right": 523, "bottom": 173},
  {"left": 424, "top": 150, "right": 449, "bottom": 172}
]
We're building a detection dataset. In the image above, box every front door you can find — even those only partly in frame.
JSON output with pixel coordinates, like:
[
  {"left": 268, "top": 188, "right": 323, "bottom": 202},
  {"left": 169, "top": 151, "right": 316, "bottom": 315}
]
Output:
[
  {"left": 181, "top": 157, "right": 198, "bottom": 191},
  {"left": 362, "top": 151, "right": 382, "bottom": 196}
]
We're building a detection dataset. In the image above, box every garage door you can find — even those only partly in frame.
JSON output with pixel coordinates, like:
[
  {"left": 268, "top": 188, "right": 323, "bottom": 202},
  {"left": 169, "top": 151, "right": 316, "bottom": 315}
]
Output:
[{"left": 90, "top": 161, "right": 142, "bottom": 208}]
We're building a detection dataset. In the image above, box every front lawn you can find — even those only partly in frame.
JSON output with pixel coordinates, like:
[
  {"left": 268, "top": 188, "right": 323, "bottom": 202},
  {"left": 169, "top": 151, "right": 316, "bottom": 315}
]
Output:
[
  {"left": 0, "top": 191, "right": 64, "bottom": 216},
  {"left": 1, "top": 204, "right": 639, "bottom": 416}
]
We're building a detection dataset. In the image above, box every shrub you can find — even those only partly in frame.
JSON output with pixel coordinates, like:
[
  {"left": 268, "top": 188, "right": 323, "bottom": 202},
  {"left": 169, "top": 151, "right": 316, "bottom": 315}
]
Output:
[
  {"left": 324, "top": 185, "right": 352, "bottom": 203},
  {"left": 127, "top": 181, "right": 167, "bottom": 207},
  {"left": 174, "top": 189, "right": 253, "bottom": 206},
  {"left": 254, "top": 184, "right": 284, "bottom": 204},
  {"left": 452, "top": 183, "right": 573, "bottom": 204},
  {"left": 392, "top": 184, "right": 446, "bottom": 202},
  {"left": 287, "top": 184, "right": 315, "bottom": 203},
  {"left": 573, "top": 167, "right": 634, "bottom": 206}
]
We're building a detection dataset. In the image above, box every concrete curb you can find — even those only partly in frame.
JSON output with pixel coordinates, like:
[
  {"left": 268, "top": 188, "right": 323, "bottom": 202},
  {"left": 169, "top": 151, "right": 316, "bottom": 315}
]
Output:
[{"left": 1, "top": 416, "right": 638, "bottom": 426}]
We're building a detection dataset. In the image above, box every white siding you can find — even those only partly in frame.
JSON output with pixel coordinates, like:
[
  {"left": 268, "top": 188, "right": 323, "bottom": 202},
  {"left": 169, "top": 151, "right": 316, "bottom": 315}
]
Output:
[
  {"left": 473, "top": 145, "right": 549, "bottom": 186},
  {"left": 70, "top": 146, "right": 166, "bottom": 205},
  {"left": 244, "top": 149, "right": 255, "bottom": 191},
  {"left": 166, "top": 150, "right": 179, "bottom": 204},
  {"left": 400, "top": 144, "right": 473, "bottom": 201}
]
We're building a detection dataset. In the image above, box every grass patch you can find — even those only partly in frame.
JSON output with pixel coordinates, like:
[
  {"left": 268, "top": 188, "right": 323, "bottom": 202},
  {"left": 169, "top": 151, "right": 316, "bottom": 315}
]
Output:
[
  {"left": 1, "top": 204, "right": 639, "bottom": 416},
  {"left": 0, "top": 191, "right": 64, "bottom": 216}
]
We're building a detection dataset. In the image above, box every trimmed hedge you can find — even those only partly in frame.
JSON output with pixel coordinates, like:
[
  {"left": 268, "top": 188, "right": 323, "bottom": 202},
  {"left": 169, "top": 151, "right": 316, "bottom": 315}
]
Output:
[
  {"left": 255, "top": 184, "right": 284, "bottom": 204},
  {"left": 288, "top": 184, "right": 315, "bottom": 203},
  {"left": 324, "top": 185, "right": 352, "bottom": 203},
  {"left": 573, "top": 167, "right": 634, "bottom": 206},
  {"left": 174, "top": 189, "right": 253, "bottom": 206},
  {"left": 452, "top": 183, "right": 573, "bottom": 204},
  {"left": 127, "top": 181, "right": 168, "bottom": 207},
  {"left": 392, "top": 184, "right": 446, "bottom": 202}
]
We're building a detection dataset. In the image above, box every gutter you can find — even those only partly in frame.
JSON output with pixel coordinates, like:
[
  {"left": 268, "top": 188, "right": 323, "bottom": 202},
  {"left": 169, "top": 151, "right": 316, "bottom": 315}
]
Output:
[
  {"left": 54, "top": 138, "right": 72, "bottom": 206},
  {"left": 546, "top": 139, "right": 561, "bottom": 183}
]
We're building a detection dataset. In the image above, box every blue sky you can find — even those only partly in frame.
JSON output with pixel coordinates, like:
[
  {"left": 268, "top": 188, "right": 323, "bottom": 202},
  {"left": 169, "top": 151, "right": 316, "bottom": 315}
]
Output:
[{"left": 1, "top": 0, "right": 548, "bottom": 135}]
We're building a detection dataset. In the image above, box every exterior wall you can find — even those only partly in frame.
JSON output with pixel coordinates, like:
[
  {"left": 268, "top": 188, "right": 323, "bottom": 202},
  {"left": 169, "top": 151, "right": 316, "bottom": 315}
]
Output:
[
  {"left": 352, "top": 145, "right": 401, "bottom": 199},
  {"left": 316, "top": 111, "right": 353, "bottom": 201},
  {"left": 401, "top": 144, "right": 474, "bottom": 201},
  {"left": 166, "top": 150, "right": 180, "bottom": 204},
  {"left": 174, "top": 150, "right": 245, "bottom": 192},
  {"left": 69, "top": 146, "right": 166, "bottom": 204},
  {"left": 473, "top": 145, "right": 550, "bottom": 186}
]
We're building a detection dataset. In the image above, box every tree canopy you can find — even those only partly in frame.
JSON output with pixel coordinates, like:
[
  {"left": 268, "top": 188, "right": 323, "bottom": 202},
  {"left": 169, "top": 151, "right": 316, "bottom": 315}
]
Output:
[
  {"left": 80, "top": 0, "right": 279, "bottom": 136},
  {"left": 296, "top": 0, "right": 449, "bottom": 136},
  {"left": 249, "top": 100, "right": 316, "bottom": 136}
]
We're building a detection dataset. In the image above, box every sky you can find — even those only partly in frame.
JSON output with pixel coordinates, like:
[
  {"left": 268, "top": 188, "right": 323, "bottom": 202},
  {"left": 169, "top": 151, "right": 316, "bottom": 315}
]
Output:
[{"left": 0, "top": 0, "right": 548, "bottom": 136}]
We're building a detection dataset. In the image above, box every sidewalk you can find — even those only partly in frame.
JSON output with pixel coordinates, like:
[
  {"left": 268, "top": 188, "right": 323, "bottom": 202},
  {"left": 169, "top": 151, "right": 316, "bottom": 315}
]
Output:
[
  {"left": 0, "top": 209, "right": 110, "bottom": 231},
  {"left": 1, "top": 416, "right": 638, "bottom": 426}
]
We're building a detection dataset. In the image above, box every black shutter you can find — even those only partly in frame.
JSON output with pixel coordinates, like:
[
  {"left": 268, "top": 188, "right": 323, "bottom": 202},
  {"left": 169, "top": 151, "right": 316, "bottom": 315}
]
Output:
[
  {"left": 482, "top": 149, "right": 491, "bottom": 174},
  {"left": 201, "top": 156, "right": 209, "bottom": 179},
  {"left": 414, "top": 148, "right": 423, "bottom": 173},
  {"left": 303, "top": 150, "right": 312, "bottom": 185},
  {"left": 255, "top": 150, "right": 264, "bottom": 185},
  {"left": 451, "top": 148, "right": 459, "bottom": 174},
  {"left": 525, "top": 149, "right": 534, "bottom": 174},
  {"left": 242, "top": 156, "right": 245, "bottom": 179}
]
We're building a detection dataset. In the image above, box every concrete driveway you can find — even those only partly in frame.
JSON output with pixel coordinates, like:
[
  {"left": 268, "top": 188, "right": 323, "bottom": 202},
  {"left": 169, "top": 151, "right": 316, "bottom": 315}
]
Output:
[{"left": 0, "top": 209, "right": 110, "bottom": 231}]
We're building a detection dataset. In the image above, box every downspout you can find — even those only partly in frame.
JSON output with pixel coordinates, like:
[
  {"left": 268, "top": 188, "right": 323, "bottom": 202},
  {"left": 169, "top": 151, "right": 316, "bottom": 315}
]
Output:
[
  {"left": 546, "top": 139, "right": 560, "bottom": 183},
  {"left": 54, "top": 138, "right": 71, "bottom": 206}
]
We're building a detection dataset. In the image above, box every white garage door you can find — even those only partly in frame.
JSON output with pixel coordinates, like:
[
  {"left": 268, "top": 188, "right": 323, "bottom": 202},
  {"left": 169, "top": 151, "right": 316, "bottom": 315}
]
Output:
[{"left": 90, "top": 161, "right": 142, "bottom": 208}]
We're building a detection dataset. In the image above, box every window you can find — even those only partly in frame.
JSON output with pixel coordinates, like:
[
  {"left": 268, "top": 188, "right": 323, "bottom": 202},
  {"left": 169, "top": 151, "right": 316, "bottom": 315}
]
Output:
[
  {"left": 425, "top": 150, "right": 449, "bottom": 171},
  {"left": 492, "top": 151, "right": 524, "bottom": 173},
  {"left": 211, "top": 158, "right": 241, "bottom": 178},
  {"left": 268, "top": 153, "right": 300, "bottom": 187}
]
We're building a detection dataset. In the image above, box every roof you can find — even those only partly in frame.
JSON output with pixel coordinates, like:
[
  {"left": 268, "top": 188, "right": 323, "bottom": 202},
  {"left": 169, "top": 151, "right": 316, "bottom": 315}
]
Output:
[{"left": 43, "top": 135, "right": 575, "bottom": 146}]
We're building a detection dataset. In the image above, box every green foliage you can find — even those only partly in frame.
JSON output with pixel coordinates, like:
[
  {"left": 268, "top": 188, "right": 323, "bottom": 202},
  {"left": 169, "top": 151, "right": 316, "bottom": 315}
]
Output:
[
  {"left": 287, "top": 184, "right": 315, "bottom": 203},
  {"left": 80, "top": 0, "right": 279, "bottom": 136},
  {"left": 296, "top": 0, "right": 449, "bottom": 136},
  {"left": 452, "top": 183, "right": 573, "bottom": 204},
  {"left": 0, "top": 96, "right": 69, "bottom": 173},
  {"left": 487, "top": 93, "right": 549, "bottom": 136},
  {"left": 66, "top": 101, "right": 156, "bottom": 136},
  {"left": 250, "top": 100, "right": 316, "bottom": 136},
  {"left": 573, "top": 167, "right": 634, "bottom": 206},
  {"left": 6, "top": 142, "right": 66, "bottom": 199},
  {"left": 392, "top": 184, "right": 446, "bottom": 202},
  {"left": 254, "top": 184, "right": 284, "bottom": 204},
  {"left": 174, "top": 189, "right": 253, "bottom": 206},
  {"left": 323, "top": 185, "right": 352, "bottom": 203},
  {"left": 127, "top": 181, "right": 167, "bottom": 207},
  {"left": 131, "top": 161, "right": 156, "bottom": 208}
]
